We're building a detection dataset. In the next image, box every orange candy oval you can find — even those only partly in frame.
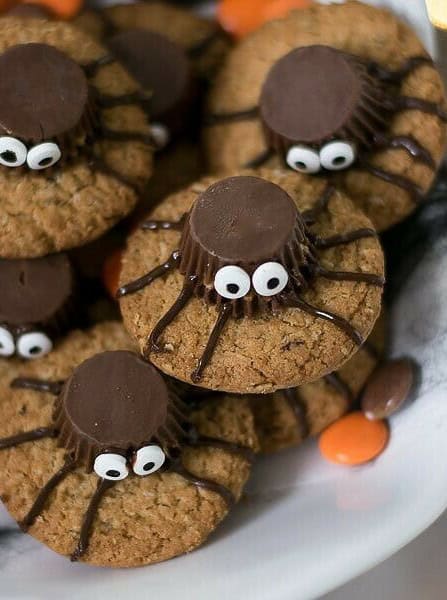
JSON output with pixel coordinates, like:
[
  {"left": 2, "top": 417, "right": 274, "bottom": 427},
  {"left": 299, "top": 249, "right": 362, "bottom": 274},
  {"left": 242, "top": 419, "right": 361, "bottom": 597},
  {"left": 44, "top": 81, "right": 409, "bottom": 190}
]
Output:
[
  {"left": 319, "top": 412, "right": 389, "bottom": 466},
  {"left": 102, "top": 248, "right": 123, "bottom": 299},
  {"left": 217, "top": 0, "right": 313, "bottom": 39},
  {"left": 23, "top": 0, "right": 83, "bottom": 20}
]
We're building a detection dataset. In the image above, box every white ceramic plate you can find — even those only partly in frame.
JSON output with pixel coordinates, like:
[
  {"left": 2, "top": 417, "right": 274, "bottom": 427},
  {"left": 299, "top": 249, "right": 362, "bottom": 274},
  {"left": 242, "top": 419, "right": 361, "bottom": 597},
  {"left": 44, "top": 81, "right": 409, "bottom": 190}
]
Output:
[{"left": 0, "top": 2, "right": 445, "bottom": 599}]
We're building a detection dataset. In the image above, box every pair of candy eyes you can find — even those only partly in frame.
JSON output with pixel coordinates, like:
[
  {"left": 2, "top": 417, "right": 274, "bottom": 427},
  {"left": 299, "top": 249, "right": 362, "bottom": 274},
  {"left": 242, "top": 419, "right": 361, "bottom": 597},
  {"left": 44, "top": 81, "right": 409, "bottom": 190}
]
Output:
[
  {"left": 0, "top": 137, "right": 61, "bottom": 170},
  {"left": 0, "top": 327, "right": 53, "bottom": 359},
  {"left": 214, "top": 262, "right": 289, "bottom": 300},
  {"left": 286, "top": 140, "right": 356, "bottom": 174},
  {"left": 94, "top": 445, "right": 165, "bottom": 481}
]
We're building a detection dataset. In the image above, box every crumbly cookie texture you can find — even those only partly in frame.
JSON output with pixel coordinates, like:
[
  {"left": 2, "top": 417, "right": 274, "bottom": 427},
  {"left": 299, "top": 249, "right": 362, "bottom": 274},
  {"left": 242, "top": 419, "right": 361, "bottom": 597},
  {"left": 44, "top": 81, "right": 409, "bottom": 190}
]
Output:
[
  {"left": 204, "top": 1, "right": 447, "bottom": 231},
  {"left": 74, "top": 2, "right": 230, "bottom": 80},
  {"left": 0, "top": 322, "right": 258, "bottom": 567},
  {"left": 119, "top": 168, "right": 384, "bottom": 394},
  {"left": 252, "top": 313, "right": 387, "bottom": 453},
  {"left": 0, "top": 18, "right": 152, "bottom": 259}
]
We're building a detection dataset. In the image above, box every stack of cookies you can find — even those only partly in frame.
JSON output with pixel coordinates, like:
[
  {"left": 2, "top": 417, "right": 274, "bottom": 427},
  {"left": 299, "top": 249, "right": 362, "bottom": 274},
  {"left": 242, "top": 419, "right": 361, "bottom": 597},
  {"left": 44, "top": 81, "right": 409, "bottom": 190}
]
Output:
[{"left": 0, "top": 0, "right": 444, "bottom": 569}]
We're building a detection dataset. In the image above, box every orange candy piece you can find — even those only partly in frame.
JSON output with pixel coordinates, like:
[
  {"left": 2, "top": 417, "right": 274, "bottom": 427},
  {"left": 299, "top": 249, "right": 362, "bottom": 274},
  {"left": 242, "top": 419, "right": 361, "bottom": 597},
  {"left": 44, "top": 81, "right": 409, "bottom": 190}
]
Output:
[
  {"left": 23, "top": 0, "right": 83, "bottom": 19},
  {"left": 319, "top": 412, "right": 389, "bottom": 466},
  {"left": 102, "top": 248, "right": 123, "bottom": 299},
  {"left": 217, "top": 0, "right": 313, "bottom": 39}
]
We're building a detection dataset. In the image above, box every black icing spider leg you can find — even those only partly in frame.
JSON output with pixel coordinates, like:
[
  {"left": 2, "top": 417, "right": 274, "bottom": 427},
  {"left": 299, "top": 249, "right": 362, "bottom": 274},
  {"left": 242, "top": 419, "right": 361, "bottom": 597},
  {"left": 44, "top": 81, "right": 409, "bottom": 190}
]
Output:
[
  {"left": 11, "top": 377, "right": 63, "bottom": 395},
  {"left": 281, "top": 294, "right": 364, "bottom": 345},
  {"left": 311, "top": 228, "right": 377, "bottom": 249},
  {"left": 146, "top": 277, "right": 197, "bottom": 354},
  {"left": 117, "top": 251, "right": 181, "bottom": 298},
  {"left": 244, "top": 148, "right": 275, "bottom": 169},
  {"left": 71, "top": 478, "right": 116, "bottom": 562},
  {"left": 20, "top": 457, "right": 78, "bottom": 531},
  {"left": 302, "top": 184, "right": 335, "bottom": 225},
  {"left": 282, "top": 388, "right": 310, "bottom": 440},
  {"left": 169, "top": 459, "right": 236, "bottom": 508},
  {"left": 313, "top": 265, "right": 385, "bottom": 287},
  {"left": 372, "top": 133, "right": 436, "bottom": 169},
  {"left": 190, "top": 303, "right": 233, "bottom": 383},
  {"left": 0, "top": 427, "right": 57, "bottom": 449}
]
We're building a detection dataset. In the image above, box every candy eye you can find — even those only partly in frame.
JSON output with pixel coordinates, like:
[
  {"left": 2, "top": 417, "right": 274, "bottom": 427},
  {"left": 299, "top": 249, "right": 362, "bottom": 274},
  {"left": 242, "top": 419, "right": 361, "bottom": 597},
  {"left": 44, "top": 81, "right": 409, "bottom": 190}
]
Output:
[
  {"left": 150, "top": 123, "right": 170, "bottom": 150},
  {"left": 16, "top": 332, "right": 53, "bottom": 359},
  {"left": 252, "top": 262, "right": 289, "bottom": 297},
  {"left": 94, "top": 453, "right": 129, "bottom": 481},
  {"left": 286, "top": 145, "right": 321, "bottom": 174},
  {"left": 133, "top": 445, "right": 166, "bottom": 476},
  {"left": 0, "top": 327, "right": 15, "bottom": 357},
  {"left": 26, "top": 142, "right": 61, "bottom": 170},
  {"left": 0, "top": 136, "right": 27, "bottom": 167},
  {"left": 214, "top": 265, "right": 251, "bottom": 300},
  {"left": 319, "top": 140, "right": 356, "bottom": 171}
]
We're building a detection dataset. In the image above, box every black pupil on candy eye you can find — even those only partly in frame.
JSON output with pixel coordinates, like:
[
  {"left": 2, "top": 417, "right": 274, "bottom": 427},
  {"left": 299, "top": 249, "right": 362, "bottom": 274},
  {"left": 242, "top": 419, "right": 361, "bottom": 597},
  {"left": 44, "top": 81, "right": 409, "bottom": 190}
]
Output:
[
  {"left": 29, "top": 346, "right": 42, "bottom": 355},
  {"left": 1, "top": 150, "right": 17, "bottom": 163},
  {"left": 38, "top": 157, "right": 53, "bottom": 167},
  {"left": 267, "top": 277, "right": 280, "bottom": 290},
  {"left": 106, "top": 469, "right": 121, "bottom": 478},
  {"left": 332, "top": 156, "right": 346, "bottom": 165},
  {"left": 295, "top": 161, "right": 306, "bottom": 170},
  {"left": 226, "top": 283, "right": 239, "bottom": 295},
  {"left": 143, "top": 462, "right": 155, "bottom": 472}
]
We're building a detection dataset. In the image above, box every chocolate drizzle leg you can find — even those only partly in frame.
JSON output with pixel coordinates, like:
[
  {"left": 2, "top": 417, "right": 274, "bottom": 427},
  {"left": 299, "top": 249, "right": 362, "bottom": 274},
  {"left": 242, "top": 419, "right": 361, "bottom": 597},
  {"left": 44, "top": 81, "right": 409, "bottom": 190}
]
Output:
[
  {"left": 20, "top": 458, "right": 77, "bottom": 531},
  {"left": 282, "top": 388, "right": 310, "bottom": 439},
  {"left": 372, "top": 134, "right": 436, "bottom": 168},
  {"left": 0, "top": 427, "right": 57, "bottom": 449},
  {"left": 244, "top": 148, "right": 274, "bottom": 169},
  {"left": 191, "top": 303, "right": 233, "bottom": 383},
  {"left": 282, "top": 294, "right": 364, "bottom": 345},
  {"left": 83, "top": 54, "right": 117, "bottom": 77},
  {"left": 312, "top": 228, "right": 377, "bottom": 249},
  {"left": 302, "top": 184, "right": 335, "bottom": 225},
  {"left": 71, "top": 479, "right": 115, "bottom": 562},
  {"left": 368, "top": 56, "right": 434, "bottom": 83},
  {"left": 171, "top": 460, "right": 235, "bottom": 508},
  {"left": 313, "top": 265, "right": 385, "bottom": 286},
  {"left": 324, "top": 373, "right": 354, "bottom": 404},
  {"left": 147, "top": 277, "right": 197, "bottom": 353},
  {"left": 204, "top": 107, "right": 259, "bottom": 126},
  {"left": 359, "top": 162, "right": 425, "bottom": 203},
  {"left": 11, "top": 377, "right": 63, "bottom": 396},
  {"left": 117, "top": 251, "right": 181, "bottom": 298}
]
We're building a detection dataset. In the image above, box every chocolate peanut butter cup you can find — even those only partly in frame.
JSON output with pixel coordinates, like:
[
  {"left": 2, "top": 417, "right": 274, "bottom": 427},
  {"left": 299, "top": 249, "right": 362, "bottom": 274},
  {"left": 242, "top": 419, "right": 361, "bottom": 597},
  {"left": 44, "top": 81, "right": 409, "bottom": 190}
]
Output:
[
  {"left": 260, "top": 45, "right": 388, "bottom": 155},
  {"left": 54, "top": 350, "right": 184, "bottom": 468},
  {"left": 0, "top": 43, "right": 97, "bottom": 166},
  {"left": 0, "top": 254, "right": 76, "bottom": 360}
]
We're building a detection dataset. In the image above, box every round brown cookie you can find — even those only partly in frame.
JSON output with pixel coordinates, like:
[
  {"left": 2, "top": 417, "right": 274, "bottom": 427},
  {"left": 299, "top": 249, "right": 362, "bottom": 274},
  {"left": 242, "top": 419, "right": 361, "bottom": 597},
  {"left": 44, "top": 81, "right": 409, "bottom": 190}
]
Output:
[
  {"left": 74, "top": 2, "right": 230, "bottom": 82},
  {"left": 118, "top": 169, "right": 384, "bottom": 393},
  {"left": 0, "top": 321, "right": 258, "bottom": 567},
  {"left": 204, "top": 1, "right": 447, "bottom": 231},
  {"left": 252, "top": 312, "right": 387, "bottom": 453},
  {"left": 0, "top": 17, "right": 152, "bottom": 259}
]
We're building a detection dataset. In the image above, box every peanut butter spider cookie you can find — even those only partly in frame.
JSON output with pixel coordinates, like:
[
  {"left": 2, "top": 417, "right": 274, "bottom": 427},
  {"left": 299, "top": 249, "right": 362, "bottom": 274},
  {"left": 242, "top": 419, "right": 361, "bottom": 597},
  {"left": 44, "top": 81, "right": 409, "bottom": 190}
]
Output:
[
  {"left": 252, "top": 312, "right": 387, "bottom": 453},
  {"left": 0, "top": 322, "right": 257, "bottom": 567},
  {"left": 118, "top": 169, "right": 384, "bottom": 393},
  {"left": 0, "top": 254, "right": 78, "bottom": 361},
  {"left": 0, "top": 17, "right": 153, "bottom": 259},
  {"left": 204, "top": 1, "right": 447, "bottom": 231}
]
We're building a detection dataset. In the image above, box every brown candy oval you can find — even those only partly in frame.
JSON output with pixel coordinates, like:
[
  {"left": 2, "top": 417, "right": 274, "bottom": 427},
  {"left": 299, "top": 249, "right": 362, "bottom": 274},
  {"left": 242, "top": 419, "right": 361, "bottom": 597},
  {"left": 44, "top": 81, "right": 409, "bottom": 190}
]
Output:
[{"left": 361, "top": 358, "right": 415, "bottom": 420}]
